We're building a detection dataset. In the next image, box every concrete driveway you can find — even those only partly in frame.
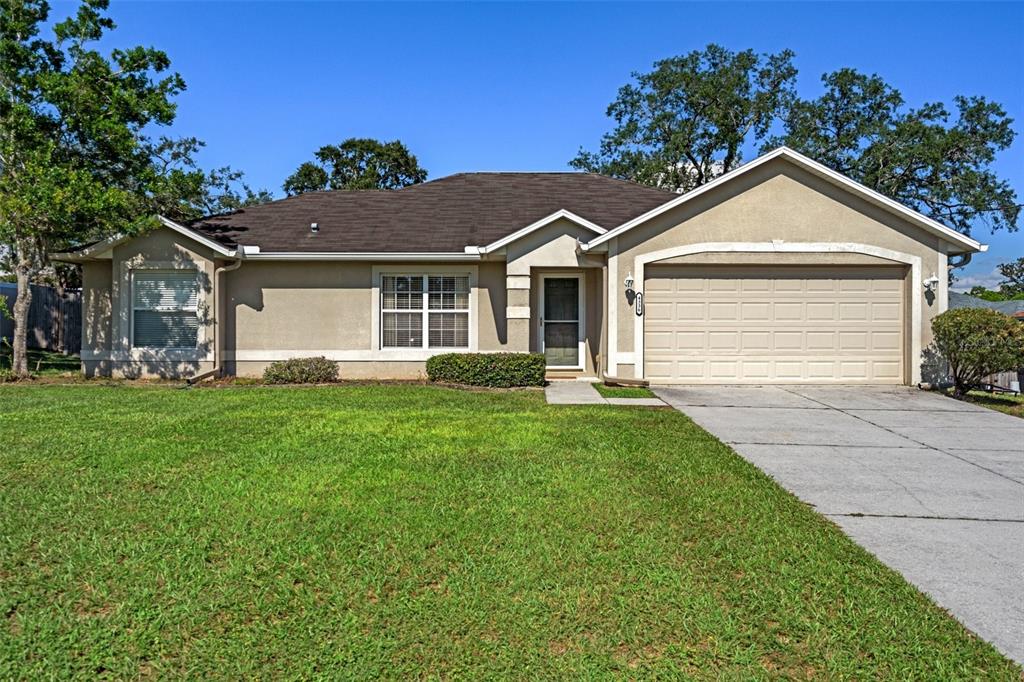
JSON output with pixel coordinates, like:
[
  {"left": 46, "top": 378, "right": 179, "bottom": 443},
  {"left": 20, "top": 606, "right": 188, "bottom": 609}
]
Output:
[{"left": 654, "top": 385, "right": 1024, "bottom": 664}]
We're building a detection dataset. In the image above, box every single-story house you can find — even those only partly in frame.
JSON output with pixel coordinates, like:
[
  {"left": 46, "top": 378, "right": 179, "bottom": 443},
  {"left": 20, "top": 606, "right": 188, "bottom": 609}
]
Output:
[
  {"left": 54, "top": 147, "right": 985, "bottom": 384},
  {"left": 949, "top": 291, "right": 1024, "bottom": 318}
]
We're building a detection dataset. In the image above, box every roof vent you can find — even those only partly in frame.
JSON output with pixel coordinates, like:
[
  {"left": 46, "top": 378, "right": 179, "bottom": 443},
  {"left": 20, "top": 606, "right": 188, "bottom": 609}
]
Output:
[{"left": 310, "top": 222, "right": 319, "bottom": 234}]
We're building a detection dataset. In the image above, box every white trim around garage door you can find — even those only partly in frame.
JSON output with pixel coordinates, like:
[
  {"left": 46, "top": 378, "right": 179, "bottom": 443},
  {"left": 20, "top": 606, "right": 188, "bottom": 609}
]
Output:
[{"left": 629, "top": 242, "right": 923, "bottom": 384}]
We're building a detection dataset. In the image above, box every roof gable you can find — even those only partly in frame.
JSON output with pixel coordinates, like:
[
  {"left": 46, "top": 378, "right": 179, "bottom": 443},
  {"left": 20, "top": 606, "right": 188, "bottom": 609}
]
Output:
[{"left": 582, "top": 147, "right": 984, "bottom": 255}]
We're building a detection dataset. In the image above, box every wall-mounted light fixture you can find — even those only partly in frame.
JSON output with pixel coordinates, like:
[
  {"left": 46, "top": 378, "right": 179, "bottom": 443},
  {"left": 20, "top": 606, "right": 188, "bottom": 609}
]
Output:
[
  {"left": 923, "top": 274, "right": 940, "bottom": 291},
  {"left": 624, "top": 271, "right": 634, "bottom": 293},
  {"left": 310, "top": 222, "right": 319, "bottom": 234}
]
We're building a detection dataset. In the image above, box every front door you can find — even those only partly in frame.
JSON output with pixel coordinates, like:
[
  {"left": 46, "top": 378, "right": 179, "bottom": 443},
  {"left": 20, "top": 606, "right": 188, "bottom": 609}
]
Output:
[{"left": 542, "top": 277, "right": 581, "bottom": 367}]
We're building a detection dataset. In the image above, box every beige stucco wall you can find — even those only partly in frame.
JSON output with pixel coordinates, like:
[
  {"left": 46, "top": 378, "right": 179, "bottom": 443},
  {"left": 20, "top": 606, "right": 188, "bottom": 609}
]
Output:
[
  {"left": 225, "top": 261, "right": 373, "bottom": 353},
  {"left": 222, "top": 261, "right": 507, "bottom": 377},
  {"left": 527, "top": 268, "right": 603, "bottom": 374},
  {"left": 81, "top": 261, "right": 113, "bottom": 353},
  {"left": 609, "top": 159, "right": 949, "bottom": 383},
  {"left": 81, "top": 260, "right": 113, "bottom": 378},
  {"left": 85, "top": 228, "right": 511, "bottom": 379},
  {"left": 504, "top": 217, "right": 602, "bottom": 354},
  {"left": 82, "top": 227, "right": 217, "bottom": 378},
  {"left": 477, "top": 261, "right": 509, "bottom": 351},
  {"left": 505, "top": 218, "right": 597, "bottom": 274}
]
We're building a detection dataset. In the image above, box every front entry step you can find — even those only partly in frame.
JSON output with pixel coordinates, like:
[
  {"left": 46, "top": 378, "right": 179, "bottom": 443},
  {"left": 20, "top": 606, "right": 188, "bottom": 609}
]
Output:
[{"left": 545, "top": 370, "right": 595, "bottom": 381}]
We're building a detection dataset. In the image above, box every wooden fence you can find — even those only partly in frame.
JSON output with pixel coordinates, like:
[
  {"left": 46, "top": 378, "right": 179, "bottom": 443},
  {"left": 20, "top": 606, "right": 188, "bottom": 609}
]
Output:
[
  {"left": 0, "top": 283, "right": 82, "bottom": 355},
  {"left": 984, "top": 370, "right": 1022, "bottom": 394}
]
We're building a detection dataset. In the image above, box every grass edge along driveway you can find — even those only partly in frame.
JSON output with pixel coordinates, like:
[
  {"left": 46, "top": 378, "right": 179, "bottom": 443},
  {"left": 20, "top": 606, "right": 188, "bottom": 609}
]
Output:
[{"left": 0, "top": 384, "right": 1018, "bottom": 679}]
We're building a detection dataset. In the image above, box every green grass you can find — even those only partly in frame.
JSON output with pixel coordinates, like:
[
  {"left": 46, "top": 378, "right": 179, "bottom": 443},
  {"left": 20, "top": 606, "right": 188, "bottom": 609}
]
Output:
[
  {"left": 960, "top": 389, "right": 1024, "bottom": 419},
  {"left": 592, "top": 382, "right": 656, "bottom": 399},
  {"left": 0, "top": 385, "right": 1017, "bottom": 678},
  {"left": 0, "top": 347, "right": 80, "bottom": 376}
]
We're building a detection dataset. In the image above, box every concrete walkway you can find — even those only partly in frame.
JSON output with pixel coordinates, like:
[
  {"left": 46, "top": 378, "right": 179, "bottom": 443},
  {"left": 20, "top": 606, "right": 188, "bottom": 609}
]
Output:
[
  {"left": 544, "top": 381, "right": 664, "bottom": 406},
  {"left": 655, "top": 385, "right": 1024, "bottom": 664}
]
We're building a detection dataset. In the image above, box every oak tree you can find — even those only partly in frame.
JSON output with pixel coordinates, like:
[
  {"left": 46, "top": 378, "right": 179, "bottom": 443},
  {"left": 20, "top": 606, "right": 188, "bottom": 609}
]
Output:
[
  {"left": 283, "top": 138, "right": 427, "bottom": 195},
  {"left": 571, "top": 45, "right": 798, "bottom": 191}
]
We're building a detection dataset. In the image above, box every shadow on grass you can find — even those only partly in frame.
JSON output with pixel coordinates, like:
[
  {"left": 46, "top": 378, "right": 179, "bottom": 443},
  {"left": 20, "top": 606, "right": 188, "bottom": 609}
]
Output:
[
  {"left": 954, "top": 389, "right": 1024, "bottom": 418},
  {"left": 0, "top": 347, "right": 80, "bottom": 375}
]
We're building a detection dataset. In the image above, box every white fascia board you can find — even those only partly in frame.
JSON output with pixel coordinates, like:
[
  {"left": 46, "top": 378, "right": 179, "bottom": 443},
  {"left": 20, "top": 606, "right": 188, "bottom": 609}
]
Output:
[
  {"left": 242, "top": 252, "right": 481, "bottom": 262},
  {"left": 479, "top": 209, "right": 606, "bottom": 255},
  {"left": 581, "top": 147, "right": 984, "bottom": 254},
  {"left": 52, "top": 217, "right": 240, "bottom": 262}
]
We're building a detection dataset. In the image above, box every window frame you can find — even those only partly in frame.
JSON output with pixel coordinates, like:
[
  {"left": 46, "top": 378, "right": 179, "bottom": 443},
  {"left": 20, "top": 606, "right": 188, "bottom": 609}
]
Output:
[
  {"left": 377, "top": 270, "right": 475, "bottom": 353},
  {"left": 130, "top": 268, "right": 201, "bottom": 350}
]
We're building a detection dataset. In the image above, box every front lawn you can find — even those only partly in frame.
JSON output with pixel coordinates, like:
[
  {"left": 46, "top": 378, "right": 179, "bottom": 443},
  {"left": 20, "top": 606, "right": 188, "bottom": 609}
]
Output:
[
  {"left": 592, "top": 382, "right": 656, "bottom": 399},
  {"left": 958, "top": 389, "right": 1024, "bottom": 419},
  {"left": 0, "top": 385, "right": 1016, "bottom": 678}
]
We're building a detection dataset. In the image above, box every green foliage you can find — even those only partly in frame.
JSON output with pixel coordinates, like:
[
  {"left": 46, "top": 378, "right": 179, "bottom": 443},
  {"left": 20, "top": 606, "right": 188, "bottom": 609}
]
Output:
[
  {"left": 0, "top": 384, "right": 1017, "bottom": 676},
  {"left": 997, "top": 257, "right": 1024, "bottom": 297},
  {"left": 283, "top": 138, "right": 427, "bottom": 195},
  {"left": 149, "top": 137, "right": 274, "bottom": 221},
  {"left": 0, "top": 0, "right": 188, "bottom": 247},
  {"left": 769, "top": 68, "right": 1018, "bottom": 238},
  {"left": 0, "top": 0, "right": 274, "bottom": 376},
  {"left": 571, "top": 44, "right": 797, "bottom": 191},
  {"left": 262, "top": 356, "right": 339, "bottom": 384},
  {"left": 574, "top": 49, "right": 1018, "bottom": 241},
  {"left": 932, "top": 308, "right": 1024, "bottom": 397},
  {"left": 426, "top": 352, "right": 546, "bottom": 387},
  {"left": 967, "top": 286, "right": 1024, "bottom": 302}
]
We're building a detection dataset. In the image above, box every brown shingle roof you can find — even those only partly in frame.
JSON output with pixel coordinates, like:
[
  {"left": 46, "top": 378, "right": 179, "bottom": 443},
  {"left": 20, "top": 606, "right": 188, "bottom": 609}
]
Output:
[{"left": 188, "top": 173, "right": 677, "bottom": 253}]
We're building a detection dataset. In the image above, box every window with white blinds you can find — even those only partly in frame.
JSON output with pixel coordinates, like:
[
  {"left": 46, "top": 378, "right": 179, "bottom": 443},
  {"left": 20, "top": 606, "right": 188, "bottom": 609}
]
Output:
[
  {"left": 132, "top": 270, "right": 199, "bottom": 349},
  {"left": 382, "top": 274, "right": 469, "bottom": 349}
]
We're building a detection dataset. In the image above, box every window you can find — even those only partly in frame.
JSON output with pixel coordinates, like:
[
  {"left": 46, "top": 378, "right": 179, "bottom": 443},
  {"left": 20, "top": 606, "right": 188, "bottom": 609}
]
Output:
[
  {"left": 382, "top": 274, "right": 469, "bottom": 349},
  {"left": 132, "top": 270, "right": 199, "bottom": 349}
]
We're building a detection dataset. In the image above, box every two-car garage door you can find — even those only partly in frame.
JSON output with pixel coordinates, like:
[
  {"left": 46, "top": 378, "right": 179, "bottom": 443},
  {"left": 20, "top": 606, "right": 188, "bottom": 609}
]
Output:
[{"left": 643, "top": 265, "right": 906, "bottom": 384}]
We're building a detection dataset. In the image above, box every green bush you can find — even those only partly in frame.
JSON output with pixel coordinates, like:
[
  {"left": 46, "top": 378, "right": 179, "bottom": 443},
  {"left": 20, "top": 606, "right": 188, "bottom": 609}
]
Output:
[
  {"left": 426, "top": 352, "right": 546, "bottom": 388},
  {"left": 932, "top": 308, "right": 1024, "bottom": 397},
  {"left": 263, "top": 356, "right": 339, "bottom": 384}
]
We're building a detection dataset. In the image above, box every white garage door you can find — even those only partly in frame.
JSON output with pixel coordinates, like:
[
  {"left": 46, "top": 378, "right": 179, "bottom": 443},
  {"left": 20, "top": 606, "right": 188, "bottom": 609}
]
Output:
[{"left": 643, "top": 265, "right": 906, "bottom": 384}]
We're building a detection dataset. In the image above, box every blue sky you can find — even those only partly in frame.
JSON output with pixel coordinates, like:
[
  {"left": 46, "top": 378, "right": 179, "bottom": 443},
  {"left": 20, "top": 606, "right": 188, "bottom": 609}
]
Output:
[{"left": 66, "top": 1, "right": 1022, "bottom": 289}]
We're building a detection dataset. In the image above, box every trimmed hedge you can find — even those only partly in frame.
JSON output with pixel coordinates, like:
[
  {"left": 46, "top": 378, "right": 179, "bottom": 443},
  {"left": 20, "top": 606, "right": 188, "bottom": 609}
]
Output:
[
  {"left": 263, "top": 356, "right": 339, "bottom": 384},
  {"left": 426, "top": 352, "right": 546, "bottom": 388}
]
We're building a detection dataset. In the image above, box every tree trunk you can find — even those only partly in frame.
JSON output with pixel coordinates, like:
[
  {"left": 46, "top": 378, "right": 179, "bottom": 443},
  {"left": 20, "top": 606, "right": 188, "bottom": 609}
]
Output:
[
  {"left": 12, "top": 266, "right": 32, "bottom": 377},
  {"left": 12, "top": 238, "right": 42, "bottom": 378}
]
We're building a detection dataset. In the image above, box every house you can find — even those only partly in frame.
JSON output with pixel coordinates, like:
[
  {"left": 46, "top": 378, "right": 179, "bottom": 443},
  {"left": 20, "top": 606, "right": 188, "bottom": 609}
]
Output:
[
  {"left": 54, "top": 147, "right": 985, "bottom": 384},
  {"left": 949, "top": 291, "right": 1024, "bottom": 317}
]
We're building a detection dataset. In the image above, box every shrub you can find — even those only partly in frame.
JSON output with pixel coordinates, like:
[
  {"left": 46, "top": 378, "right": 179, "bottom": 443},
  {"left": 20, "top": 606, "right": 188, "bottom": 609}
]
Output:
[
  {"left": 263, "top": 356, "right": 339, "bottom": 384},
  {"left": 426, "top": 352, "right": 546, "bottom": 388},
  {"left": 932, "top": 308, "right": 1024, "bottom": 397}
]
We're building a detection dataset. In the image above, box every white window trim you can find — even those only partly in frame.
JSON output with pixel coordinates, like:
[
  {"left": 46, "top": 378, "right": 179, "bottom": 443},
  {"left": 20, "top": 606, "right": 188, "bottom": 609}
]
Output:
[
  {"left": 539, "top": 272, "right": 586, "bottom": 370},
  {"left": 130, "top": 269, "right": 201, "bottom": 350},
  {"left": 371, "top": 265, "right": 479, "bottom": 358},
  {"left": 114, "top": 257, "right": 214, "bottom": 363}
]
